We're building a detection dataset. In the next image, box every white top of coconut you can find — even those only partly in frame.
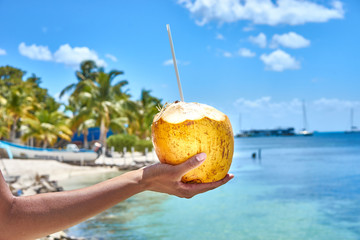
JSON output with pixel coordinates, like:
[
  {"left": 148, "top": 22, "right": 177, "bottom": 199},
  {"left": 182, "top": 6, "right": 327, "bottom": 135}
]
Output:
[{"left": 154, "top": 101, "right": 226, "bottom": 124}]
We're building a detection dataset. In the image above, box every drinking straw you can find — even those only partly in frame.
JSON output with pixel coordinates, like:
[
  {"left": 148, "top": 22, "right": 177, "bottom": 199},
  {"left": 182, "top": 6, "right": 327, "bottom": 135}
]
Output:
[{"left": 166, "top": 24, "right": 184, "bottom": 102}]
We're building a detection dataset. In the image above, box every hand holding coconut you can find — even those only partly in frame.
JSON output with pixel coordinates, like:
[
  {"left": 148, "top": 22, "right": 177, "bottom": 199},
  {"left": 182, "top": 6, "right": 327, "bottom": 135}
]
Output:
[{"left": 141, "top": 153, "right": 234, "bottom": 198}]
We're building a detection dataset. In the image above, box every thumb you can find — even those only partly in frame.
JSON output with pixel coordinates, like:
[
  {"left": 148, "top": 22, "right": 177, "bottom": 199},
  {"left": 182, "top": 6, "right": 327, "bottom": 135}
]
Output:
[{"left": 175, "top": 153, "right": 207, "bottom": 177}]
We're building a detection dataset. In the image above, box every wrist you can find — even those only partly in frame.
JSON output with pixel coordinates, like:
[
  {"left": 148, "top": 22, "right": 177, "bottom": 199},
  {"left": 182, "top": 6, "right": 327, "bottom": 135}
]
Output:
[{"left": 133, "top": 168, "right": 152, "bottom": 191}]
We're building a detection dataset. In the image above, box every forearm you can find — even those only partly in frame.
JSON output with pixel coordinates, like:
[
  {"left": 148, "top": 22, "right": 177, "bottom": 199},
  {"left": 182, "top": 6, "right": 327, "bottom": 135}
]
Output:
[{"left": 1, "top": 169, "right": 146, "bottom": 240}]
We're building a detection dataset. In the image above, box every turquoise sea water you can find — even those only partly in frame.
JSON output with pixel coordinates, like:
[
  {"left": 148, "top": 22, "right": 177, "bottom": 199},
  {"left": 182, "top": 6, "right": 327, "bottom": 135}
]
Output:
[{"left": 62, "top": 133, "right": 360, "bottom": 240}]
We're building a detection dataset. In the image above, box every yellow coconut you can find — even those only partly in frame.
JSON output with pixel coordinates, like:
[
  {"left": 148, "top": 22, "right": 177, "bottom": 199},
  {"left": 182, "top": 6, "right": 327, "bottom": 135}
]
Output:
[{"left": 151, "top": 101, "right": 234, "bottom": 183}]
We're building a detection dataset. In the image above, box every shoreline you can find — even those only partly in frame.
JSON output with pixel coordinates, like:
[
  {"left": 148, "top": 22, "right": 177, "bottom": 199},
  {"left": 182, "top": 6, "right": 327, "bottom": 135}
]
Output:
[
  {"left": 1, "top": 152, "right": 159, "bottom": 182},
  {"left": 1, "top": 159, "right": 119, "bottom": 182}
]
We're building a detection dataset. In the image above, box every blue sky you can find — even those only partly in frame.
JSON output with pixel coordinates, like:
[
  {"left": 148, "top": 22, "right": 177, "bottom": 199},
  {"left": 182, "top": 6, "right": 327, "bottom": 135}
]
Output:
[{"left": 0, "top": 0, "right": 359, "bottom": 132}]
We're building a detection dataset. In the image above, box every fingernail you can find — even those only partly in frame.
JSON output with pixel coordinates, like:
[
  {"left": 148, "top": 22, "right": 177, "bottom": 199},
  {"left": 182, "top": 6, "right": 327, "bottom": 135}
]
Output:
[{"left": 195, "top": 153, "right": 207, "bottom": 162}]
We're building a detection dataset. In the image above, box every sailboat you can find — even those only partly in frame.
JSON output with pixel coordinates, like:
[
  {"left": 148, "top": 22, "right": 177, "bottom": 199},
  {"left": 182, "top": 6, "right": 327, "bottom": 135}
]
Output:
[
  {"left": 298, "top": 100, "right": 313, "bottom": 136},
  {"left": 235, "top": 113, "right": 248, "bottom": 137},
  {"left": 345, "top": 108, "right": 360, "bottom": 134}
]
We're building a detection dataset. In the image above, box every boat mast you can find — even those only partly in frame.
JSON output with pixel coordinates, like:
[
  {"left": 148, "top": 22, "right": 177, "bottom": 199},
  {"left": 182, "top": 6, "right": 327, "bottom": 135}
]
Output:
[
  {"left": 302, "top": 100, "right": 308, "bottom": 131},
  {"left": 350, "top": 108, "right": 354, "bottom": 131},
  {"left": 239, "top": 113, "right": 242, "bottom": 134}
]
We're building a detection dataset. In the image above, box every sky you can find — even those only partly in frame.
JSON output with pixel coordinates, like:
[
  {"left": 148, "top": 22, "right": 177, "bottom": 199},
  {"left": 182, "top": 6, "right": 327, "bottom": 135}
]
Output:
[{"left": 0, "top": 0, "right": 359, "bottom": 133}]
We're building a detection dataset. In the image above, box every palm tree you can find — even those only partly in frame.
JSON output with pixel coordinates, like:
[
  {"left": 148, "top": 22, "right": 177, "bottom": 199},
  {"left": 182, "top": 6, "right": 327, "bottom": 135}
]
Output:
[
  {"left": 1, "top": 65, "right": 75, "bottom": 147},
  {"left": 77, "top": 119, "right": 96, "bottom": 149},
  {"left": 62, "top": 65, "right": 130, "bottom": 147},
  {"left": 127, "top": 89, "right": 162, "bottom": 139},
  {"left": 60, "top": 61, "right": 129, "bottom": 148},
  {"left": 1, "top": 67, "right": 51, "bottom": 143},
  {"left": 59, "top": 61, "right": 99, "bottom": 148},
  {"left": 25, "top": 74, "right": 50, "bottom": 111},
  {"left": 67, "top": 94, "right": 96, "bottom": 149},
  {"left": 0, "top": 66, "right": 32, "bottom": 141},
  {"left": 5, "top": 86, "right": 35, "bottom": 141},
  {"left": 59, "top": 60, "right": 98, "bottom": 98},
  {"left": 0, "top": 65, "right": 25, "bottom": 88},
  {"left": 87, "top": 70, "right": 129, "bottom": 147},
  {"left": 0, "top": 96, "right": 10, "bottom": 139},
  {"left": 21, "top": 110, "right": 73, "bottom": 148},
  {"left": 0, "top": 108, "right": 10, "bottom": 139}
]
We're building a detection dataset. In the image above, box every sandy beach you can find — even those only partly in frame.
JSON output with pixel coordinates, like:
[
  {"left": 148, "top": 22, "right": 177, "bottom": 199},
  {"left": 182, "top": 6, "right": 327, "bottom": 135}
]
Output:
[
  {"left": 1, "top": 151, "right": 159, "bottom": 182},
  {"left": 1, "top": 159, "right": 118, "bottom": 181}
]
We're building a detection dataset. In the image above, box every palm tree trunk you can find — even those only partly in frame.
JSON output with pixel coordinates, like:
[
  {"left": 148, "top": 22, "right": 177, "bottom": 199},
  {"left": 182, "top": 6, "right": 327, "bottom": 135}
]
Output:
[
  {"left": 83, "top": 128, "right": 89, "bottom": 149},
  {"left": 99, "top": 119, "right": 107, "bottom": 149},
  {"left": 10, "top": 117, "right": 18, "bottom": 142},
  {"left": 43, "top": 139, "right": 48, "bottom": 148}
]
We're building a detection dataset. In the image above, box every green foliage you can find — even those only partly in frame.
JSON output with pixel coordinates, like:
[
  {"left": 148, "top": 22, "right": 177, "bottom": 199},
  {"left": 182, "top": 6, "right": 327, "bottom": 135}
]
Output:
[
  {"left": 107, "top": 134, "right": 138, "bottom": 152},
  {"left": 134, "top": 139, "right": 153, "bottom": 154},
  {"left": 125, "top": 89, "right": 162, "bottom": 140},
  {"left": 21, "top": 110, "right": 72, "bottom": 148},
  {"left": 0, "top": 66, "right": 59, "bottom": 142},
  {"left": 0, "top": 61, "right": 163, "bottom": 148},
  {"left": 61, "top": 61, "right": 131, "bottom": 146},
  {"left": 106, "top": 134, "right": 153, "bottom": 154},
  {"left": 0, "top": 108, "right": 9, "bottom": 139}
]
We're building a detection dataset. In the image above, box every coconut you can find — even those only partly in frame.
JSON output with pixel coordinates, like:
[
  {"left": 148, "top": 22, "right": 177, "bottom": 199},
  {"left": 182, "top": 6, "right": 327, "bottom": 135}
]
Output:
[{"left": 151, "top": 101, "right": 234, "bottom": 183}]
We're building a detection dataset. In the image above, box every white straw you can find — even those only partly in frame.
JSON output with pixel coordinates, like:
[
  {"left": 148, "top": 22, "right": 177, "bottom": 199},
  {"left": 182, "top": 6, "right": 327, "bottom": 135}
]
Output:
[{"left": 166, "top": 24, "right": 184, "bottom": 102}]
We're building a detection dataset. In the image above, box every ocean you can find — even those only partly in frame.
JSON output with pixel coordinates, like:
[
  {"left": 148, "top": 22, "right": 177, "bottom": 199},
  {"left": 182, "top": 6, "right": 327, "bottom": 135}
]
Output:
[{"left": 62, "top": 133, "right": 360, "bottom": 240}]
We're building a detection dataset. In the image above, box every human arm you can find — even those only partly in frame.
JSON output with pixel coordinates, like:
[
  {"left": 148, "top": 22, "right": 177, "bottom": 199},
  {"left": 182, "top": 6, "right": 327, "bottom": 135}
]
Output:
[{"left": 0, "top": 153, "right": 233, "bottom": 240}]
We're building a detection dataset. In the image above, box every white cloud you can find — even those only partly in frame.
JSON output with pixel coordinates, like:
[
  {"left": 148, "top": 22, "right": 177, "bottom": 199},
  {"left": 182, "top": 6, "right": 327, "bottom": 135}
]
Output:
[
  {"left": 18, "top": 43, "right": 106, "bottom": 68},
  {"left": 313, "top": 98, "right": 360, "bottom": 111},
  {"left": 178, "top": 0, "right": 344, "bottom": 26},
  {"left": 243, "top": 26, "right": 254, "bottom": 32},
  {"left": 234, "top": 96, "right": 360, "bottom": 113},
  {"left": 18, "top": 42, "right": 52, "bottom": 61},
  {"left": 163, "top": 59, "right": 190, "bottom": 66},
  {"left": 163, "top": 59, "right": 174, "bottom": 66},
  {"left": 105, "top": 54, "right": 118, "bottom": 62},
  {"left": 232, "top": 97, "right": 360, "bottom": 131},
  {"left": 238, "top": 48, "right": 256, "bottom": 57},
  {"left": 260, "top": 49, "right": 300, "bottom": 71},
  {"left": 270, "top": 32, "right": 310, "bottom": 49},
  {"left": 216, "top": 33, "right": 225, "bottom": 40},
  {"left": 0, "top": 48, "right": 6, "bottom": 55},
  {"left": 233, "top": 97, "right": 302, "bottom": 130},
  {"left": 234, "top": 96, "right": 302, "bottom": 118},
  {"left": 234, "top": 96, "right": 301, "bottom": 111},
  {"left": 53, "top": 44, "right": 106, "bottom": 68},
  {"left": 223, "top": 51, "right": 232, "bottom": 58},
  {"left": 234, "top": 97, "right": 360, "bottom": 114},
  {"left": 249, "top": 33, "right": 267, "bottom": 48}
]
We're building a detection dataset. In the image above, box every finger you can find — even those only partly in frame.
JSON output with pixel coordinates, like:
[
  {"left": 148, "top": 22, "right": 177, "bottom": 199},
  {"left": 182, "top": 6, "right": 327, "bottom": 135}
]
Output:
[
  {"left": 184, "top": 173, "right": 234, "bottom": 194},
  {"left": 174, "top": 153, "right": 207, "bottom": 177}
]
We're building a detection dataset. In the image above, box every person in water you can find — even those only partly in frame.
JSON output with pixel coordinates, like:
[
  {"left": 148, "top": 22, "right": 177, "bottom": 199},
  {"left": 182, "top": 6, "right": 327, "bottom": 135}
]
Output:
[{"left": 0, "top": 153, "right": 233, "bottom": 240}]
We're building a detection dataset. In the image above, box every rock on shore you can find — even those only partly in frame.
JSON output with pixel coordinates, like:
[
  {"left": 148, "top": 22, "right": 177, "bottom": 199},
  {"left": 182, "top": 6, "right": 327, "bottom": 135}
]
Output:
[{"left": 39, "top": 231, "right": 85, "bottom": 240}]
